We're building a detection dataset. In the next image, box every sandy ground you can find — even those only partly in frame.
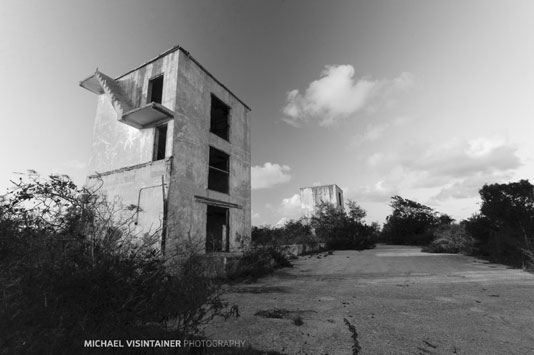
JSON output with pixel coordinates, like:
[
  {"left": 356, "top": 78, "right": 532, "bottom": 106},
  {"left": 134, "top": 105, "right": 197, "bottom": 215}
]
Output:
[{"left": 204, "top": 244, "right": 534, "bottom": 355}]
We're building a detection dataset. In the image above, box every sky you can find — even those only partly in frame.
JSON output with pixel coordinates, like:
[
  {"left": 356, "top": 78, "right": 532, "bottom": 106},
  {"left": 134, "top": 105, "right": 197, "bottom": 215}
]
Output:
[{"left": 1, "top": 0, "right": 533, "bottom": 226}]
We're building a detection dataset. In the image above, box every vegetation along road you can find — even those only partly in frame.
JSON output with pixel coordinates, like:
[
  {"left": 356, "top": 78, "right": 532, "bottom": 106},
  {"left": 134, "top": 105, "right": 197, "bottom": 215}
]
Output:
[{"left": 206, "top": 244, "right": 534, "bottom": 355}]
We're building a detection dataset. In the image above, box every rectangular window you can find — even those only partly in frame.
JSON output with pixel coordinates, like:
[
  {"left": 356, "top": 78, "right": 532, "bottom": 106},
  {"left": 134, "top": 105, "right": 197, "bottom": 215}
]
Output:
[
  {"left": 153, "top": 124, "right": 167, "bottom": 161},
  {"left": 148, "top": 75, "right": 164, "bottom": 104},
  {"left": 208, "top": 147, "right": 229, "bottom": 194},
  {"left": 338, "top": 192, "right": 343, "bottom": 207},
  {"left": 210, "top": 94, "right": 230, "bottom": 141}
]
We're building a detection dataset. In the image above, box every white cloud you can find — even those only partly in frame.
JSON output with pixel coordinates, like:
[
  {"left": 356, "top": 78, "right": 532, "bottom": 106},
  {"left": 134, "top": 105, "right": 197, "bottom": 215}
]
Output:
[
  {"left": 407, "top": 137, "right": 521, "bottom": 180},
  {"left": 466, "top": 137, "right": 506, "bottom": 157},
  {"left": 275, "top": 217, "right": 289, "bottom": 227},
  {"left": 361, "top": 123, "right": 390, "bottom": 142},
  {"left": 363, "top": 136, "right": 522, "bottom": 204},
  {"left": 432, "top": 171, "right": 515, "bottom": 202},
  {"left": 352, "top": 180, "right": 398, "bottom": 203},
  {"left": 251, "top": 162, "right": 292, "bottom": 190},
  {"left": 280, "top": 193, "right": 302, "bottom": 219},
  {"left": 351, "top": 116, "right": 413, "bottom": 146},
  {"left": 282, "top": 65, "right": 414, "bottom": 127},
  {"left": 366, "top": 152, "right": 386, "bottom": 167},
  {"left": 390, "top": 72, "right": 415, "bottom": 91}
]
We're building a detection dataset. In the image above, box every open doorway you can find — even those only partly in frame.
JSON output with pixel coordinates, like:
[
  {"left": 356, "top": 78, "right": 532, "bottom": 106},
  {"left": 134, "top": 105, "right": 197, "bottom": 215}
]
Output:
[{"left": 206, "top": 205, "right": 229, "bottom": 252}]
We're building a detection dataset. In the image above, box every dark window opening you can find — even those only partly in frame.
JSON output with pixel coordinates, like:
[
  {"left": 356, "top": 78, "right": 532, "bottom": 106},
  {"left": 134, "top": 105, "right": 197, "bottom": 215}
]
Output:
[
  {"left": 338, "top": 192, "right": 343, "bottom": 207},
  {"left": 153, "top": 124, "right": 167, "bottom": 161},
  {"left": 148, "top": 75, "right": 164, "bottom": 104},
  {"left": 210, "top": 94, "right": 230, "bottom": 141},
  {"left": 208, "top": 147, "right": 229, "bottom": 194},
  {"left": 206, "top": 206, "right": 229, "bottom": 252}
]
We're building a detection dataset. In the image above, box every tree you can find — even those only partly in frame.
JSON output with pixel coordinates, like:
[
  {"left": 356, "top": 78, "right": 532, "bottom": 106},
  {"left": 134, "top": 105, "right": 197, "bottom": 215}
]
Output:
[
  {"left": 474, "top": 180, "right": 534, "bottom": 267},
  {"left": 251, "top": 218, "right": 315, "bottom": 246},
  {"left": 310, "top": 200, "right": 375, "bottom": 250},
  {"left": 381, "top": 196, "right": 446, "bottom": 245},
  {"left": 347, "top": 200, "right": 366, "bottom": 222}
]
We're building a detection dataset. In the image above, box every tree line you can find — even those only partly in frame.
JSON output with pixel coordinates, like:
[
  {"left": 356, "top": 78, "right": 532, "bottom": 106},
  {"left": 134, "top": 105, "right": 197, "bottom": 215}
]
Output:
[
  {"left": 254, "top": 179, "right": 534, "bottom": 270},
  {"left": 381, "top": 180, "right": 534, "bottom": 269}
]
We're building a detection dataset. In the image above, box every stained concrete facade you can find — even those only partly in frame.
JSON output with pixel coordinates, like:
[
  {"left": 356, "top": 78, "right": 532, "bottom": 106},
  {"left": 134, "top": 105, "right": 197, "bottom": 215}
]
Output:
[
  {"left": 300, "top": 184, "right": 344, "bottom": 218},
  {"left": 81, "top": 46, "right": 251, "bottom": 256}
]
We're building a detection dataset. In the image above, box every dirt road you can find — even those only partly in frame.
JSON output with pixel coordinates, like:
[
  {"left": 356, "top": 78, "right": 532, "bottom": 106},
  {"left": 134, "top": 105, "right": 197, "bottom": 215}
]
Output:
[{"left": 205, "top": 244, "right": 534, "bottom": 354}]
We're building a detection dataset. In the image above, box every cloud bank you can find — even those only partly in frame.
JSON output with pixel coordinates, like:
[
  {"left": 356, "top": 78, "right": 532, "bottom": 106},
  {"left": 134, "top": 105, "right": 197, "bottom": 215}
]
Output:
[
  {"left": 357, "top": 137, "right": 522, "bottom": 203},
  {"left": 251, "top": 162, "right": 291, "bottom": 190},
  {"left": 282, "top": 65, "right": 413, "bottom": 127}
]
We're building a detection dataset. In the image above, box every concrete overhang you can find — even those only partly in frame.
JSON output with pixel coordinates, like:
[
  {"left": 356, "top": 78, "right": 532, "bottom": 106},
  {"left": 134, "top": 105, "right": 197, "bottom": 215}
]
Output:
[
  {"left": 120, "top": 103, "right": 174, "bottom": 129},
  {"left": 79, "top": 74, "right": 105, "bottom": 94},
  {"left": 80, "top": 70, "right": 174, "bottom": 129}
]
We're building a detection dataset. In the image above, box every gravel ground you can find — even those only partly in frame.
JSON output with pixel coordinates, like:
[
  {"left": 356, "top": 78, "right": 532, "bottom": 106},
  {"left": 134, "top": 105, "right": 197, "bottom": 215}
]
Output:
[{"left": 205, "top": 244, "right": 534, "bottom": 355}]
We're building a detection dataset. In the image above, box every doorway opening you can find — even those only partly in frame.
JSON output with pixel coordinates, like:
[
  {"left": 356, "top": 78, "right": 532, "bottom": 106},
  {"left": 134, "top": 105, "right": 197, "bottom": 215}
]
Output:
[{"left": 206, "top": 205, "right": 229, "bottom": 252}]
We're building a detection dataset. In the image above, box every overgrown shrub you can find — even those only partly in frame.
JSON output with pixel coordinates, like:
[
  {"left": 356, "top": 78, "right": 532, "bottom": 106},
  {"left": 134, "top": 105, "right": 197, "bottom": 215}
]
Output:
[
  {"left": 310, "top": 201, "right": 377, "bottom": 250},
  {"left": 380, "top": 196, "right": 451, "bottom": 246},
  {"left": 226, "top": 246, "right": 291, "bottom": 281},
  {"left": 252, "top": 201, "right": 377, "bottom": 252},
  {"left": 281, "top": 219, "right": 316, "bottom": 245},
  {"left": 251, "top": 218, "right": 317, "bottom": 247},
  {"left": 251, "top": 225, "right": 284, "bottom": 246},
  {"left": 464, "top": 180, "right": 534, "bottom": 269},
  {"left": 423, "top": 224, "right": 474, "bottom": 254},
  {"left": 0, "top": 173, "right": 226, "bottom": 354}
]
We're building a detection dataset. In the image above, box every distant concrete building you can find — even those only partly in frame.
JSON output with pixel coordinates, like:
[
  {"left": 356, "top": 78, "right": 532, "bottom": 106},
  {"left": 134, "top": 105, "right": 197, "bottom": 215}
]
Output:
[
  {"left": 300, "top": 184, "right": 344, "bottom": 218},
  {"left": 80, "top": 45, "right": 251, "bottom": 255}
]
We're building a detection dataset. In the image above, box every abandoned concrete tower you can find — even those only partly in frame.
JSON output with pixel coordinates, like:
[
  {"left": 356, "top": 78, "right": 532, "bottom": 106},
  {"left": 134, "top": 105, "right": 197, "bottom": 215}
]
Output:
[
  {"left": 300, "top": 184, "right": 344, "bottom": 218},
  {"left": 80, "top": 46, "right": 251, "bottom": 255}
]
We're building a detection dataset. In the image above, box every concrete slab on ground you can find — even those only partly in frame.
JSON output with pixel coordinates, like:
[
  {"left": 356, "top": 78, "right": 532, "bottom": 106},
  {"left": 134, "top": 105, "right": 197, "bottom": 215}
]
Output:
[{"left": 205, "top": 244, "right": 534, "bottom": 355}]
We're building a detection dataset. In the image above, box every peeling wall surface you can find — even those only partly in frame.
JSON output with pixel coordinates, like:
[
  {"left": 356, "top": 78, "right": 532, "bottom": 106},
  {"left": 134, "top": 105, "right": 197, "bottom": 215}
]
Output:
[
  {"left": 86, "top": 52, "right": 178, "bottom": 242},
  {"left": 87, "top": 53, "right": 178, "bottom": 173},
  {"left": 85, "top": 47, "right": 251, "bottom": 256},
  {"left": 167, "top": 50, "right": 251, "bottom": 254},
  {"left": 87, "top": 159, "right": 171, "bottom": 237},
  {"left": 300, "top": 184, "right": 344, "bottom": 218}
]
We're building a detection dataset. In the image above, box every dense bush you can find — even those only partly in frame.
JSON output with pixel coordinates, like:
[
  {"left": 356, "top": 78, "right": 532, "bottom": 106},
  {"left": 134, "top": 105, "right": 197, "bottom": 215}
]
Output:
[
  {"left": 465, "top": 180, "right": 534, "bottom": 269},
  {"left": 423, "top": 223, "right": 475, "bottom": 254},
  {"left": 381, "top": 196, "right": 451, "bottom": 246},
  {"left": 252, "top": 201, "right": 377, "bottom": 251},
  {"left": 310, "top": 201, "right": 377, "bottom": 250},
  {"left": 0, "top": 173, "right": 226, "bottom": 354},
  {"left": 251, "top": 218, "right": 316, "bottom": 247},
  {"left": 226, "top": 246, "right": 292, "bottom": 281}
]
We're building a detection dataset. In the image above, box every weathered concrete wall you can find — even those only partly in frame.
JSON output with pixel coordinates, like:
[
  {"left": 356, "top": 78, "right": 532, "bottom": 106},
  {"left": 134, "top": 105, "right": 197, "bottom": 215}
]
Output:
[
  {"left": 86, "top": 53, "right": 179, "bottom": 238},
  {"left": 300, "top": 184, "right": 344, "bottom": 218},
  {"left": 85, "top": 47, "right": 251, "bottom": 255},
  {"left": 167, "top": 50, "right": 251, "bottom": 254},
  {"left": 87, "top": 158, "right": 171, "bottom": 237},
  {"left": 87, "top": 52, "right": 178, "bottom": 174}
]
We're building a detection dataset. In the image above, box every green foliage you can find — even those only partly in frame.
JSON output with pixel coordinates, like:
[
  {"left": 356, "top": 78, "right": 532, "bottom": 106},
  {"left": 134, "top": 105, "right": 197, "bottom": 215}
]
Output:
[
  {"left": 252, "top": 200, "right": 377, "bottom": 251},
  {"left": 310, "top": 200, "right": 377, "bottom": 250},
  {"left": 226, "top": 246, "right": 291, "bottom": 282},
  {"left": 466, "top": 180, "right": 534, "bottom": 268},
  {"left": 282, "top": 219, "right": 315, "bottom": 245},
  {"left": 251, "top": 218, "right": 317, "bottom": 247},
  {"left": 0, "top": 173, "right": 226, "bottom": 354},
  {"left": 381, "top": 196, "right": 450, "bottom": 245},
  {"left": 423, "top": 223, "right": 475, "bottom": 254},
  {"left": 464, "top": 213, "right": 490, "bottom": 239}
]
